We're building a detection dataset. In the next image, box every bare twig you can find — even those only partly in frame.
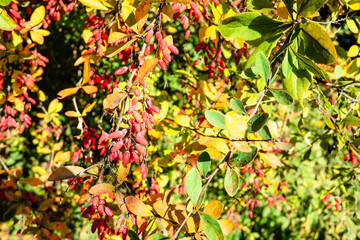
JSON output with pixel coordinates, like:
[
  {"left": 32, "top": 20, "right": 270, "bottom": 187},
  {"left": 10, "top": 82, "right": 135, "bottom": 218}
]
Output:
[{"left": 228, "top": 0, "right": 240, "bottom": 14}]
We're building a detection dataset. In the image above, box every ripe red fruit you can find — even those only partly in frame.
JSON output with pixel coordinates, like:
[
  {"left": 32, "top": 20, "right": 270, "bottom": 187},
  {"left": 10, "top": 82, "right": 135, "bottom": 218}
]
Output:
[
  {"left": 136, "top": 144, "right": 147, "bottom": 155},
  {"left": 158, "top": 60, "right": 167, "bottom": 70},
  {"left": 105, "top": 207, "right": 114, "bottom": 217},
  {"left": 115, "top": 66, "right": 128, "bottom": 76},
  {"left": 99, "top": 133, "right": 108, "bottom": 144},
  {"left": 155, "top": 31, "right": 163, "bottom": 41},
  {"left": 108, "top": 131, "right": 122, "bottom": 139},
  {"left": 185, "top": 30, "right": 190, "bottom": 39},
  {"left": 162, "top": 50, "right": 171, "bottom": 62},
  {"left": 159, "top": 39, "right": 167, "bottom": 50},
  {"left": 92, "top": 197, "right": 99, "bottom": 207},
  {"left": 136, "top": 133, "right": 149, "bottom": 145},
  {"left": 326, "top": 203, "right": 332, "bottom": 209},
  {"left": 98, "top": 205, "right": 105, "bottom": 216},
  {"left": 123, "top": 151, "right": 130, "bottom": 165},
  {"left": 167, "top": 45, "right": 179, "bottom": 55},
  {"left": 92, "top": 221, "right": 98, "bottom": 233},
  {"left": 111, "top": 140, "right": 123, "bottom": 153},
  {"left": 145, "top": 30, "right": 153, "bottom": 43}
]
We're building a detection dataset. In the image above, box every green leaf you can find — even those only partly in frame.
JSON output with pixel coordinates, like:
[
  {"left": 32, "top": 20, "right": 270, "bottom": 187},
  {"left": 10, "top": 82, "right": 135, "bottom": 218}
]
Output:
[
  {"left": 184, "top": 167, "right": 202, "bottom": 205},
  {"left": 230, "top": 99, "right": 247, "bottom": 115},
  {"left": 282, "top": 49, "right": 311, "bottom": 99},
  {"left": 197, "top": 151, "right": 211, "bottom": 177},
  {"left": 248, "top": 0, "right": 273, "bottom": 12},
  {"left": 297, "top": 0, "right": 327, "bottom": 18},
  {"left": 248, "top": 113, "right": 269, "bottom": 133},
  {"left": 224, "top": 167, "right": 240, "bottom": 197},
  {"left": 0, "top": 0, "right": 11, "bottom": 6},
  {"left": 270, "top": 90, "right": 293, "bottom": 105},
  {"left": 0, "top": 9, "right": 16, "bottom": 31},
  {"left": 334, "top": 65, "right": 342, "bottom": 79},
  {"left": 298, "top": 22, "right": 337, "bottom": 65},
  {"left": 255, "top": 52, "right": 270, "bottom": 82},
  {"left": 218, "top": 12, "right": 285, "bottom": 41},
  {"left": 147, "top": 234, "right": 170, "bottom": 240},
  {"left": 291, "top": 48, "right": 330, "bottom": 79},
  {"left": 259, "top": 125, "right": 272, "bottom": 140},
  {"left": 128, "top": 230, "right": 141, "bottom": 240},
  {"left": 205, "top": 110, "right": 226, "bottom": 129},
  {"left": 344, "top": 116, "right": 360, "bottom": 127},
  {"left": 200, "top": 213, "right": 224, "bottom": 240},
  {"left": 105, "top": 38, "right": 136, "bottom": 58}
]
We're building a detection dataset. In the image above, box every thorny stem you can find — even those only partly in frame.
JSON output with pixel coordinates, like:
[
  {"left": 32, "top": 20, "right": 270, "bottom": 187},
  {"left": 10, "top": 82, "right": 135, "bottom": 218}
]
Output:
[{"left": 172, "top": 149, "right": 233, "bottom": 239}]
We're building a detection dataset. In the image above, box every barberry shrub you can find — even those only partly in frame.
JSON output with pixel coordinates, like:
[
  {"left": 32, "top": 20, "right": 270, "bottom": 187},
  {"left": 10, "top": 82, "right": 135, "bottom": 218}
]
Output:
[{"left": 0, "top": 0, "right": 360, "bottom": 239}]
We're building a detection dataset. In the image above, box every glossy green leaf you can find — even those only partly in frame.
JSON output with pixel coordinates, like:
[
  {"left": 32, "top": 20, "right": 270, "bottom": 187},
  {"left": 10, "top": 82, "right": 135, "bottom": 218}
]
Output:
[
  {"left": 270, "top": 90, "right": 293, "bottom": 105},
  {"left": 128, "top": 230, "right": 141, "bottom": 240},
  {"left": 298, "top": 22, "right": 337, "bottom": 65},
  {"left": 218, "top": 12, "right": 285, "bottom": 41},
  {"left": 197, "top": 151, "right": 211, "bottom": 177},
  {"left": 200, "top": 213, "right": 224, "bottom": 240},
  {"left": 259, "top": 125, "right": 272, "bottom": 140},
  {"left": 291, "top": 48, "right": 330, "bottom": 79},
  {"left": 297, "top": 0, "right": 327, "bottom": 18},
  {"left": 230, "top": 99, "right": 247, "bottom": 115},
  {"left": 185, "top": 167, "right": 202, "bottom": 204},
  {"left": 0, "top": 0, "right": 11, "bottom": 6},
  {"left": 205, "top": 110, "right": 226, "bottom": 129},
  {"left": 344, "top": 116, "right": 360, "bottom": 127},
  {"left": 248, "top": 113, "right": 269, "bottom": 133},
  {"left": 0, "top": 9, "right": 16, "bottom": 31},
  {"left": 224, "top": 167, "right": 240, "bottom": 197},
  {"left": 255, "top": 52, "right": 270, "bottom": 82},
  {"left": 232, "top": 147, "right": 258, "bottom": 167}
]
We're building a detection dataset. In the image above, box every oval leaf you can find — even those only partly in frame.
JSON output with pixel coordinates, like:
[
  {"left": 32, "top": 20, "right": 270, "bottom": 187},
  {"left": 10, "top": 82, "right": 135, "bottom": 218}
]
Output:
[
  {"left": 230, "top": 98, "right": 247, "bottom": 115},
  {"left": 224, "top": 167, "right": 240, "bottom": 197},
  {"left": 89, "top": 183, "right": 115, "bottom": 195},
  {"left": 270, "top": 90, "right": 293, "bottom": 105},
  {"left": 200, "top": 213, "right": 224, "bottom": 240},
  {"left": 255, "top": 52, "right": 270, "bottom": 81},
  {"left": 203, "top": 200, "right": 223, "bottom": 220},
  {"left": 184, "top": 167, "right": 202, "bottom": 204},
  {"left": 197, "top": 151, "right": 211, "bottom": 177},
  {"left": 125, "top": 196, "right": 153, "bottom": 217},
  {"left": 57, "top": 87, "right": 80, "bottom": 99},
  {"left": 248, "top": 113, "right": 269, "bottom": 133},
  {"left": 30, "top": 6, "right": 45, "bottom": 26},
  {"left": 205, "top": 110, "right": 226, "bottom": 129},
  {"left": 48, "top": 166, "right": 85, "bottom": 181}
]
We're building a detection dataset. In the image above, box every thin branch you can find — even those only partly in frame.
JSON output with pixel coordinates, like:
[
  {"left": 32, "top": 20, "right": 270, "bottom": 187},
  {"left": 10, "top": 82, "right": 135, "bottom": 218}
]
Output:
[{"left": 228, "top": 0, "right": 240, "bottom": 14}]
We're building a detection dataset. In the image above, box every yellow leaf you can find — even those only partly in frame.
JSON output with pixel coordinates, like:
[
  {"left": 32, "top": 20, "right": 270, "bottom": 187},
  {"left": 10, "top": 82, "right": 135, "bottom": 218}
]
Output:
[
  {"left": 74, "top": 56, "right": 86, "bottom": 66},
  {"left": 259, "top": 152, "right": 282, "bottom": 168},
  {"left": 21, "top": 177, "right": 43, "bottom": 187},
  {"left": 199, "top": 25, "right": 207, "bottom": 42},
  {"left": 277, "top": 2, "right": 290, "bottom": 19},
  {"left": 82, "top": 29, "right": 93, "bottom": 44},
  {"left": 57, "top": 87, "right": 80, "bottom": 99},
  {"left": 225, "top": 111, "right": 248, "bottom": 139},
  {"left": 82, "top": 101, "right": 96, "bottom": 116},
  {"left": 30, "top": 31, "right": 44, "bottom": 45},
  {"left": 32, "top": 166, "right": 48, "bottom": 176},
  {"left": 231, "top": 141, "right": 252, "bottom": 152},
  {"left": 48, "top": 99, "right": 63, "bottom": 113},
  {"left": 65, "top": 111, "right": 81, "bottom": 117},
  {"left": 218, "top": 219, "right": 236, "bottom": 235},
  {"left": 14, "top": 98, "right": 24, "bottom": 112},
  {"left": 89, "top": 183, "right": 115, "bottom": 195},
  {"left": 30, "top": 6, "right": 45, "bottom": 26},
  {"left": 348, "top": 45, "right": 359, "bottom": 58},
  {"left": 82, "top": 57, "right": 90, "bottom": 85},
  {"left": 32, "top": 29, "right": 50, "bottom": 36},
  {"left": 78, "top": 0, "right": 108, "bottom": 10},
  {"left": 203, "top": 200, "right": 223, "bottom": 220},
  {"left": 135, "top": 2, "right": 151, "bottom": 33},
  {"left": 125, "top": 196, "right": 153, "bottom": 217},
  {"left": 174, "top": 115, "right": 191, "bottom": 127},
  {"left": 117, "top": 163, "right": 131, "bottom": 184},
  {"left": 205, "top": 25, "right": 218, "bottom": 41},
  {"left": 53, "top": 142, "right": 63, "bottom": 151},
  {"left": 54, "top": 151, "right": 72, "bottom": 163},
  {"left": 82, "top": 85, "right": 98, "bottom": 95},
  {"left": 162, "top": 5, "right": 173, "bottom": 23},
  {"left": 38, "top": 90, "right": 46, "bottom": 102},
  {"left": 108, "top": 32, "right": 130, "bottom": 43}
]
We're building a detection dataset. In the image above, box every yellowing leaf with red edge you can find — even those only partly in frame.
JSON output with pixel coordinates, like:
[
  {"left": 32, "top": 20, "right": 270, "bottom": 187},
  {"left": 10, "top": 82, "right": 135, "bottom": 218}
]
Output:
[
  {"left": 82, "top": 101, "right": 96, "bottom": 116},
  {"left": 218, "top": 219, "right": 236, "bottom": 235},
  {"left": 30, "top": 6, "right": 45, "bottom": 26},
  {"left": 65, "top": 111, "right": 81, "bottom": 117},
  {"left": 135, "top": 2, "right": 151, "bottom": 33},
  {"left": 21, "top": 177, "right": 43, "bottom": 186},
  {"left": 30, "top": 31, "right": 44, "bottom": 45},
  {"left": 48, "top": 166, "right": 85, "bottom": 181},
  {"left": 14, "top": 98, "right": 24, "bottom": 112},
  {"left": 225, "top": 111, "right": 248, "bottom": 139},
  {"left": 82, "top": 57, "right": 90, "bottom": 85},
  {"left": 57, "top": 87, "right": 80, "bottom": 99},
  {"left": 89, "top": 183, "right": 115, "bottom": 195},
  {"left": 133, "top": 58, "right": 159, "bottom": 86},
  {"left": 82, "top": 85, "right": 98, "bottom": 95},
  {"left": 203, "top": 200, "right": 223, "bottom": 220},
  {"left": 117, "top": 163, "right": 131, "bottom": 184},
  {"left": 259, "top": 152, "right": 282, "bottom": 168},
  {"left": 125, "top": 196, "right": 153, "bottom": 217},
  {"left": 78, "top": 0, "right": 108, "bottom": 10}
]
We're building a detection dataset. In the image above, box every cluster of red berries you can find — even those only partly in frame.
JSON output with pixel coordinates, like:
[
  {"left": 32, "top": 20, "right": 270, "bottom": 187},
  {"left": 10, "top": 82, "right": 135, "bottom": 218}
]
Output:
[
  {"left": 344, "top": 152, "right": 360, "bottom": 165},
  {"left": 322, "top": 194, "right": 341, "bottom": 211}
]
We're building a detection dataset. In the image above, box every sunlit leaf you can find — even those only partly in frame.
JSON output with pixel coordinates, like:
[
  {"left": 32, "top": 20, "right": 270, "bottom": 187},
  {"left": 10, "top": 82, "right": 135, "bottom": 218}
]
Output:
[
  {"left": 105, "top": 38, "right": 136, "bottom": 58},
  {"left": 57, "top": 87, "right": 80, "bottom": 99},
  {"left": 218, "top": 219, "right": 236, "bottom": 235},
  {"left": 225, "top": 111, "right": 248, "bottom": 138},
  {"left": 78, "top": 0, "right": 108, "bottom": 10},
  {"left": 174, "top": 115, "right": 191, "bottom": 127},
  {"left": 205, "top": 110, "right": 226, "bottom": 129},
  {"left": 203, "top": 200, "right": 223, "bottom": 220},
  {"left": 185, "top": 167, "right": 202, "bottom": 205},
  {"left": 117, "top": 163, "right": 131, "bottom": 184},
  {"left": 224, "top": 167, "right": 240, "bottom": 197},
  {"left": 135, "top": 2, "right": 150, "bottom": 33},
  {"left": 197, "top": 151, "right": 211, "bottom": 177},
  {"left": 259, "top": 152, "right": 282, "bottom": 168},
  {"left": 255, "top": 52, "right": 270, "bottom": 81},
  {"left": 48, "top": 166, "right": 85, "bottom": 181},
  {"left": 200, "top": 213, "right": 224, "bottom": 240},
  {"left": 125, "top": 196, "right": 153, "bottom": 217},
  {"left": 133, "top": 58, "right": 159, "bottom": 85},
  {"left": 30, "top": 6, "right": 45, "bottom": 26}
]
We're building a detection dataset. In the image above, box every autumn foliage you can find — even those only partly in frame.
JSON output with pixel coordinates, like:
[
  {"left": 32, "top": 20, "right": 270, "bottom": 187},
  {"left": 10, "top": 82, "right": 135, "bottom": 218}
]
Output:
[{"left": 0, "top": 0, "right": 360, "bottom": 239}]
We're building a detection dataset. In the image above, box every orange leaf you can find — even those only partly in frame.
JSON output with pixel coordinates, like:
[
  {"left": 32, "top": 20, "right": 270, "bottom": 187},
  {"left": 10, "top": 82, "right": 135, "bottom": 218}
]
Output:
[
  {"left": 89, "top": 183, "right": 115, "bottom": 195},
  {"left": 57, "top": 87, "right": 80, "bottom": 99},
  {"left": 133, "top": 58, "right": 158, "bottom": 86},
  {"left": 82, "top": 57, "right": 90, "bottom": 85},
  {"left": 65, "top": 111, "right": 81, "bottom": 117},
  {"left": 135, "top": 2, "right": 151, "bottom": 33},
  {"left": 45, "top": 222, "right": 65, "bottom": 230},
  {"left": 218, "top": 219, "right": 236, "bottom": 235},
  {"left": 125, "top": 196, "right": 153, "bottom": 217},
  {"left": 21, "top": 177, "right": 43, "bottom": 186},
  {"left": 103, "top": 92, "right": 127, "bottom": 110},
  {"left": 203, "top": 200, "right": 223, "bottom": 220},
  {"left": 82, "top": 85, "right": 98, "bottom": 95},
  {"left": 117, "top": 163, "right": 131, "bottom": 184},
  {"left": 48, "top": 166, "right": 85, "bottom": 181},
  {"left": 74, "top": 56, "right": 86, "bottom": 66}
]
